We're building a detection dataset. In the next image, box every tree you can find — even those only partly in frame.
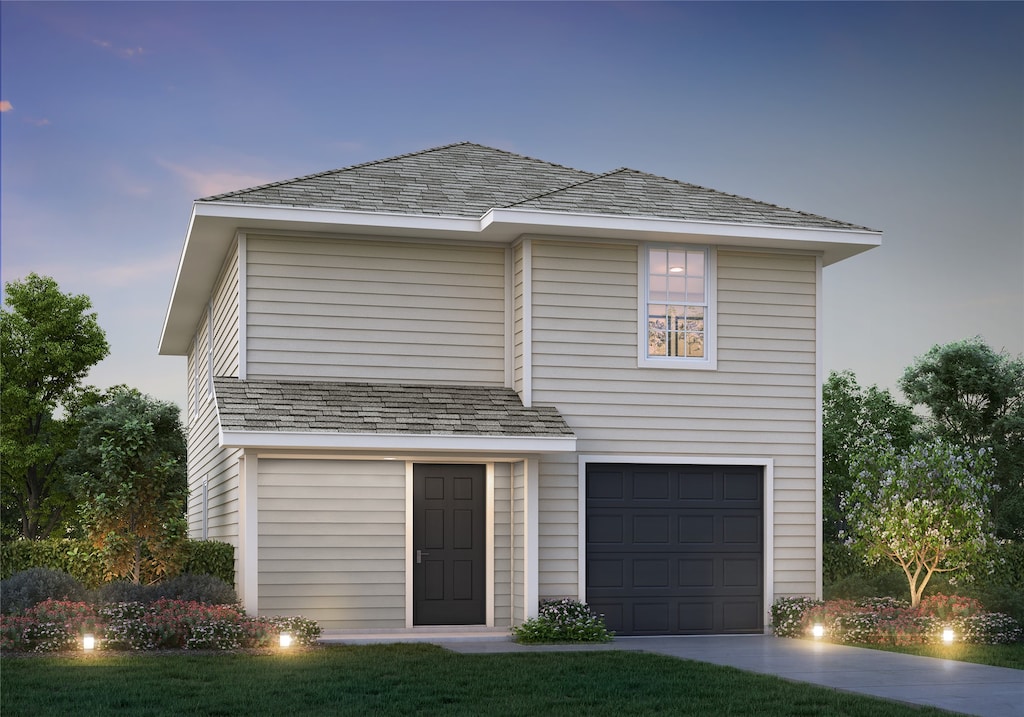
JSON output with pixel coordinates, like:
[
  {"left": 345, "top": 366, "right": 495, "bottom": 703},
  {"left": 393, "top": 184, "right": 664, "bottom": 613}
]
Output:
[
  {"left": 822, "top": 370, "right": 918, "bottom": 543},
  {"left": 843, "top": 437, "right": 995, "bottom": 607},
  {"left": 69, "top": 388, "right": 187, "bottom": 584},
  {"left": 900, "top": 338, "right": 1024, "bottom": 539},
  {"left": 0, "top": 274, "right": 109, "bottom": 539}
]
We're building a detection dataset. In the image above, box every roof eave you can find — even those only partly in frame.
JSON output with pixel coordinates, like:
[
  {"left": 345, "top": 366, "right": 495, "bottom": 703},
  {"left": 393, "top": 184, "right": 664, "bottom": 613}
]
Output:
[
  {"left": 158, "top": 201, "right": 881, "bottom": 355},
  {"left": 484, "top": 208, "right": 882, "bottom": 265},
  {"left": 219, "top": 429, "right": 578, "bottom": 453}
]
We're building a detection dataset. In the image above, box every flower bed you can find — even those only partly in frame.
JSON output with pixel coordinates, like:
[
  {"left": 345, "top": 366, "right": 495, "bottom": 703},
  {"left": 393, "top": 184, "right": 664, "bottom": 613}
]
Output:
[
  {"left": 512, "top": 598, "right": 614, "bottom": 643},
  {"left": 770, "top": 594, "right": 1022, "bottom": 645},
  {"left": 0, "top": 599, "right": 320, "bottom": 653}
]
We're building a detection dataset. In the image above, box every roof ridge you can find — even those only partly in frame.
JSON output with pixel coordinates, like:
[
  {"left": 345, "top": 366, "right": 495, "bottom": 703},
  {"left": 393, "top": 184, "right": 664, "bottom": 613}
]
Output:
[
  {"left": 518, "top": 166, "right": 875, "bottom": 231},
  {"left": 198, "top": 141, "right": 593, "bottom": 202},
  {"left": 502, "top": 167, "right": 629, "bottom": 208}
]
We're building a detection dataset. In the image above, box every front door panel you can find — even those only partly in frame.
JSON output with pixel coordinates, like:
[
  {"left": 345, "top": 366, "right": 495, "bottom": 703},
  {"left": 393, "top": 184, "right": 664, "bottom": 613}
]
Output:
[{"left": 413, "top": 464, "right": 485, "bottom": 625}]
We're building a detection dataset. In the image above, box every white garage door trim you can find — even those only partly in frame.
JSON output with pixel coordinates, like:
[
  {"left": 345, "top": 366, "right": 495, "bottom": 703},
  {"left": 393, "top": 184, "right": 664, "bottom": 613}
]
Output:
[{"left": 577, "top": 455, "right": 774, "bottom": 631}]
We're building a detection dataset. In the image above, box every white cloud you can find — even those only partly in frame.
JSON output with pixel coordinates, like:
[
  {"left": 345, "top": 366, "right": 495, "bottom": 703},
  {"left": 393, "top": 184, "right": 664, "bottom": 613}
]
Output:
[
  {"left": 157, "top": 159, "right": 271, "bottom": 197},
  {"left": 93, "top": 38, "right": 145, "bottom": 60}
]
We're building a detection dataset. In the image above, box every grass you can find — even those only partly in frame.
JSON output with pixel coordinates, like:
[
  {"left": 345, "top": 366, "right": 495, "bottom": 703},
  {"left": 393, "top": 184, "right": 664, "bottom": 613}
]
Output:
[
  {"left": 1, "top": 643, "right": 961, "bottom": 717},
  {"left": 862, "top": 642, "right": 1024, "bottom": 670}
]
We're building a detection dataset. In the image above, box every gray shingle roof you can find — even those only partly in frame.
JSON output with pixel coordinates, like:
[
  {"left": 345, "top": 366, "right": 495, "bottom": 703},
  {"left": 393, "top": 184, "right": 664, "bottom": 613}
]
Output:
[
  {"left": 213, "top": 377, "right": 575, "bottom": 437},
  {"left": 203, "top": 142, "right": 593, "bottom": 218},
  {"left": 511, "top": 168, "right": 869, "bottom": 230},
  {"left": 202, "top": 141, "right": 874, "bottom": 231}
]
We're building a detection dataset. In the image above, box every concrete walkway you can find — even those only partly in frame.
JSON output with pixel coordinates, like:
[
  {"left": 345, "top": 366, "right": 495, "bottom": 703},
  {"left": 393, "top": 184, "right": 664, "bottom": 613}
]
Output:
[{"left": 436, "top": 635, "right": 1022, "bottom": 717}]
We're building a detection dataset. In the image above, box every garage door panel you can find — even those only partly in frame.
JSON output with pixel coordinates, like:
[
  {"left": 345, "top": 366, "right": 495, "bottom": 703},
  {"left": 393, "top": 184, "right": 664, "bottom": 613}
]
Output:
[
  {"left": 633, "top": 514, "right": 670, "bottom": 543},
  {"left": 678, "top": 472, "right": 715, "bottom": 500},
  {"left": 723, "top": 514, "right": 761, "bottom": 543},
  {"left": 586, "top": 463, "right": 763, "bottom": 636}
]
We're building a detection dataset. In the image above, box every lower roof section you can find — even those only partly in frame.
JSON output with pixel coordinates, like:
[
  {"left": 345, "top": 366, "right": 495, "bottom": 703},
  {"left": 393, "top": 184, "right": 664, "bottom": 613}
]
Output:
[{"left": 213, "top": 377, "right": 577, "bottom": 453}]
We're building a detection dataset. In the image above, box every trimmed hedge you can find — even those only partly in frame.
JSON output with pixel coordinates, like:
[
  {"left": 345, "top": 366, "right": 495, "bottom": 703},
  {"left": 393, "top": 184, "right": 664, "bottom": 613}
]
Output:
[{"left": 0, "top": 538, "right": 234, "bottom": 587}]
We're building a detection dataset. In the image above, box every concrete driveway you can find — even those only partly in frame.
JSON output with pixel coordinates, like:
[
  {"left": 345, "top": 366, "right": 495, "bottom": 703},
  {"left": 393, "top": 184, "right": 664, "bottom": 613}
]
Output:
[{"left": 441, "top": 634, "right": 1023, "bottom": 717}]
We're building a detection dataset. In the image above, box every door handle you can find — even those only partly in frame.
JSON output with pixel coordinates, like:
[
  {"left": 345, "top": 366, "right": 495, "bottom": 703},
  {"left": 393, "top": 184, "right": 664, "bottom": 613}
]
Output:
[{"left": 416, "top": 550, "right": 429, "bottom": 564}]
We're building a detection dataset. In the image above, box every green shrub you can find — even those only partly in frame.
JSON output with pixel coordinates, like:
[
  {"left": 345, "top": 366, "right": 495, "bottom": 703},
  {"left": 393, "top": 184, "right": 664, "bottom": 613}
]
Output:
[
  {"left": 151, "top": 573, "right": 236, "bottom": 605},
  {"left": 0, "top": 568, "right": 88, "bottom": 615},
  {"left": 0, "top": 539, "right": 105, "bottom": 588},
  {"left": 92, "top": 580, "right": 152, "bottom": 605},
  {"left": 770, "top": 596, "right": 822, "bottom": 637},
  {"left": 0, "top": 538, "right": 234, "bottom": 588},
  {"left": 512, "top": 598, "right": 613, "bottom": 644},
  {"left": 180, "top": 540, "right": 235, "bottom": 585}
]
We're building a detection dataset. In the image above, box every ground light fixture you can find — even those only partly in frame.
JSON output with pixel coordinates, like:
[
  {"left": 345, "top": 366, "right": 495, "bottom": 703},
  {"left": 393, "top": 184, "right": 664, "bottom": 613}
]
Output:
[
  {"left": 83, "top": 634, "right": 96, "bottom": 651},
  {"left": 942, "top": 628, "right": 955, "bottom": 644},
  {"left": 811, "top": 624, "right": 825, "bottom": 639},
  {"left": 279, "top": 632, "right": 293, "bottom": 648}
]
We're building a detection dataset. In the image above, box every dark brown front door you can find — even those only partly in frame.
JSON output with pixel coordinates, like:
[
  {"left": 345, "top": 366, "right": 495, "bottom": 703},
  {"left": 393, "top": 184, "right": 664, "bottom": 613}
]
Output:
[{"left": 413, "top": 464, "right": 486, "bottom": 625}]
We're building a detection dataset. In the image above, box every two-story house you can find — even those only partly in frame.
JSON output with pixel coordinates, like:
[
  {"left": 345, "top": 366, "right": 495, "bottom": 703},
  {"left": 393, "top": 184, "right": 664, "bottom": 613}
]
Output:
[{"left": 158, "top": 142, "right": 879, "bottom": 636}]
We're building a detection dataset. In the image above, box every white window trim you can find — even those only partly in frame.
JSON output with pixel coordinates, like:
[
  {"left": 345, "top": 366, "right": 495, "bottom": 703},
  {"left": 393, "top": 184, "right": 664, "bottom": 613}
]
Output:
[{"left": 638, "top": 243, "right": 717, "bottom": 370}]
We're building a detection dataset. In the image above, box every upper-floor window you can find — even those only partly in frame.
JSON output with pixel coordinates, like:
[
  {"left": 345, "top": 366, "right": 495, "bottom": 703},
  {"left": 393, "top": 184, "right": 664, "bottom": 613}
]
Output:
[{"left": 640, "top": 244, "right": 716, "bottom": 369}]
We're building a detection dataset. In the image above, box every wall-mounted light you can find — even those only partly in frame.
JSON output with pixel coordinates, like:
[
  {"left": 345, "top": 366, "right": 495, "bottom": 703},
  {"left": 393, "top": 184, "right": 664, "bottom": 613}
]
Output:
[
  {"left": 942, "top": 628, "right": 955, "bottom": 644},
  {"left": 279, "top": 632, "right": 293, "bottom": 648},
  {"left": 83, "top": 634, "right": 96, "bottom": 651},
  {"left": 811, "top": 624, "right": 825, "bottom": 639}
]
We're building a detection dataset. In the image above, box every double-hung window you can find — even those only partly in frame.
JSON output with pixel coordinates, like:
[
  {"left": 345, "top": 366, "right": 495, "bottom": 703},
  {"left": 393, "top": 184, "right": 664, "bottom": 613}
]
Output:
[{"left": 640, "top": 244, "right": 716, "bottom": 369}]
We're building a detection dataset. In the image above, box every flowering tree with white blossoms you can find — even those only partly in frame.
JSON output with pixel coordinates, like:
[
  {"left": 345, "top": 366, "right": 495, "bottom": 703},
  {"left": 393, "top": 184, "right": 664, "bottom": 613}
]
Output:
[{"left": 842, "top": 438, "right": 996, "bottom": 607}]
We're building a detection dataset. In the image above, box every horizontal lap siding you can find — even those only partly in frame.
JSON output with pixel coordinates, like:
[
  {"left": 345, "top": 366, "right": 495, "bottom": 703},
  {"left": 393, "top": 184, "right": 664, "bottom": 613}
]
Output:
[
  {"left": 187, "top": 246, "right": 242, "bottom": 577},
  {"left": 258, "top": 460, "right": 406, "bottom": 629},
  {"left": 245, "top": 236, "right": 506, "bottom": 385},
  {"left": 494, "top": 464, "right": 513, "bottom": 627},
  {"left": 530, "top": 242, "right": 818, "bottom": 599}
]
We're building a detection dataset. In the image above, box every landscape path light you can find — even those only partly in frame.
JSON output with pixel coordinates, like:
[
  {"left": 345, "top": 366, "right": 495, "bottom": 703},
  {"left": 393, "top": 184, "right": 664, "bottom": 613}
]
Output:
[
  {"left": 83, "top": 634, "right": 96, "bottom": 651},
  {"left": 279, "top": 632, "right": 293, "bottom": 648},
  {"left": 942, "top": 628, "right": 955, "bottom": 644},
  {"left": 811, "top": 624, "right": 825, "bottom": 639}
]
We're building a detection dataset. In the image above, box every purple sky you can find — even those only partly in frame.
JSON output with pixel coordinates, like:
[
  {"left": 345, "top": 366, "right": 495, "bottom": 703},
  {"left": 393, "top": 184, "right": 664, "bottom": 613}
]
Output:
[{"left": 2, "top": 1, "right": 1021, "bottom": 414}]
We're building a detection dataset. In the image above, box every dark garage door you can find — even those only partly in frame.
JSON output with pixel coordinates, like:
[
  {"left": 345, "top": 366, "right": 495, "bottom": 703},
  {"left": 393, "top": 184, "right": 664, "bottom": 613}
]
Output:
[{"left": 586, "top": 463, "right": 763, "bottom": 635}]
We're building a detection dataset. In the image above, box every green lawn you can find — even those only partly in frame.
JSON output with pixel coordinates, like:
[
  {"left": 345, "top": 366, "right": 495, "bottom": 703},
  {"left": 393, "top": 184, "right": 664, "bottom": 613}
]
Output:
[
  {"left": 2, "top": 643, "right": 961, "bottom": 717},
  {"left": 863, "top": 642, "right": 1024, "bottom": 670}
]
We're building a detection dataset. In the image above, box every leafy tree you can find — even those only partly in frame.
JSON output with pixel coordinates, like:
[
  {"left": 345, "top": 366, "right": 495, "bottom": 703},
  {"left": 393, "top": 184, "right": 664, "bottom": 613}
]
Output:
[
  {"left": 69, "top": 388, "right": 187, "bottom": 584},
  {"left": 0, "top": 274, "right": 109, "bottom": 539},
  {"left": 843, "top": 437, "right": 995, "bottom": 607},
  {"left": 900, "top": 338, "right": 1024, "bottom": 539},
  {"left": 822, "top": 370, "right": 918, "bottom": 543}
]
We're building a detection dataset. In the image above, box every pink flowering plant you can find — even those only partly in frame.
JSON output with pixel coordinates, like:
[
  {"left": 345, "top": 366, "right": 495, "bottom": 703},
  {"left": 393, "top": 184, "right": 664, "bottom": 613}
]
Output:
[
  {"left": 771, "top": 594, "right": 1021, "bottom": 645},
  {"left": 512, "top": 598, "right": 613, "bottom": 643},
  {"left": 1, "top": 599, "right": 320, "bottom": 652}
]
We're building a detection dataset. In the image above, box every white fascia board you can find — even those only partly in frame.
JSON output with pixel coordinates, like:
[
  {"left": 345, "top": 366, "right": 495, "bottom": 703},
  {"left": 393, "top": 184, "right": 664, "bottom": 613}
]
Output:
[
  {"left": 158, "top": 206, "right": 201, "bottom": 355},
  {"left": 219, "top": 429, "right": 577, "bottom": 453},
  {"left": 195, "top": 201, "right": 482, "bottom": 235}
]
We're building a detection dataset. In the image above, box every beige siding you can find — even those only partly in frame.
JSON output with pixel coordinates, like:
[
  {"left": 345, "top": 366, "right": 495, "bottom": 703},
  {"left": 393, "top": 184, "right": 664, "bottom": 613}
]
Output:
[
  {"left": 186, "top": 243, "right": 242, "bottom": 577},
  {"left": 529, "top": 241, "right": 819, "bottom": 599},
  {"left": 493, "top": 463, "right": 513, "bottom": 627},
  {"left": 537, "top": 454, "right": 580, "bottom": 599},
  {"left": 513, "top": 243, "right": 525, "bottom": 394},
  {"left": 245, "top": 236, "right": 506, "bottom": 385},
  {"left": 512, "top": 461, "right": 526, "bottom": 624},
  {"left": 212, "top": 245, "right": 240, "bottom": 377},
  {"left": 257, "top": 459, "right": 407, "bottom": 629}
]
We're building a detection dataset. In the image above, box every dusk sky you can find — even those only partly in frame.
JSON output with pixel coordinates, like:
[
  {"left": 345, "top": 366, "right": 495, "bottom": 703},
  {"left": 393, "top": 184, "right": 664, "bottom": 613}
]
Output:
[{"left": 2, "top": 1, "right": 1021, "bottom": 415}]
